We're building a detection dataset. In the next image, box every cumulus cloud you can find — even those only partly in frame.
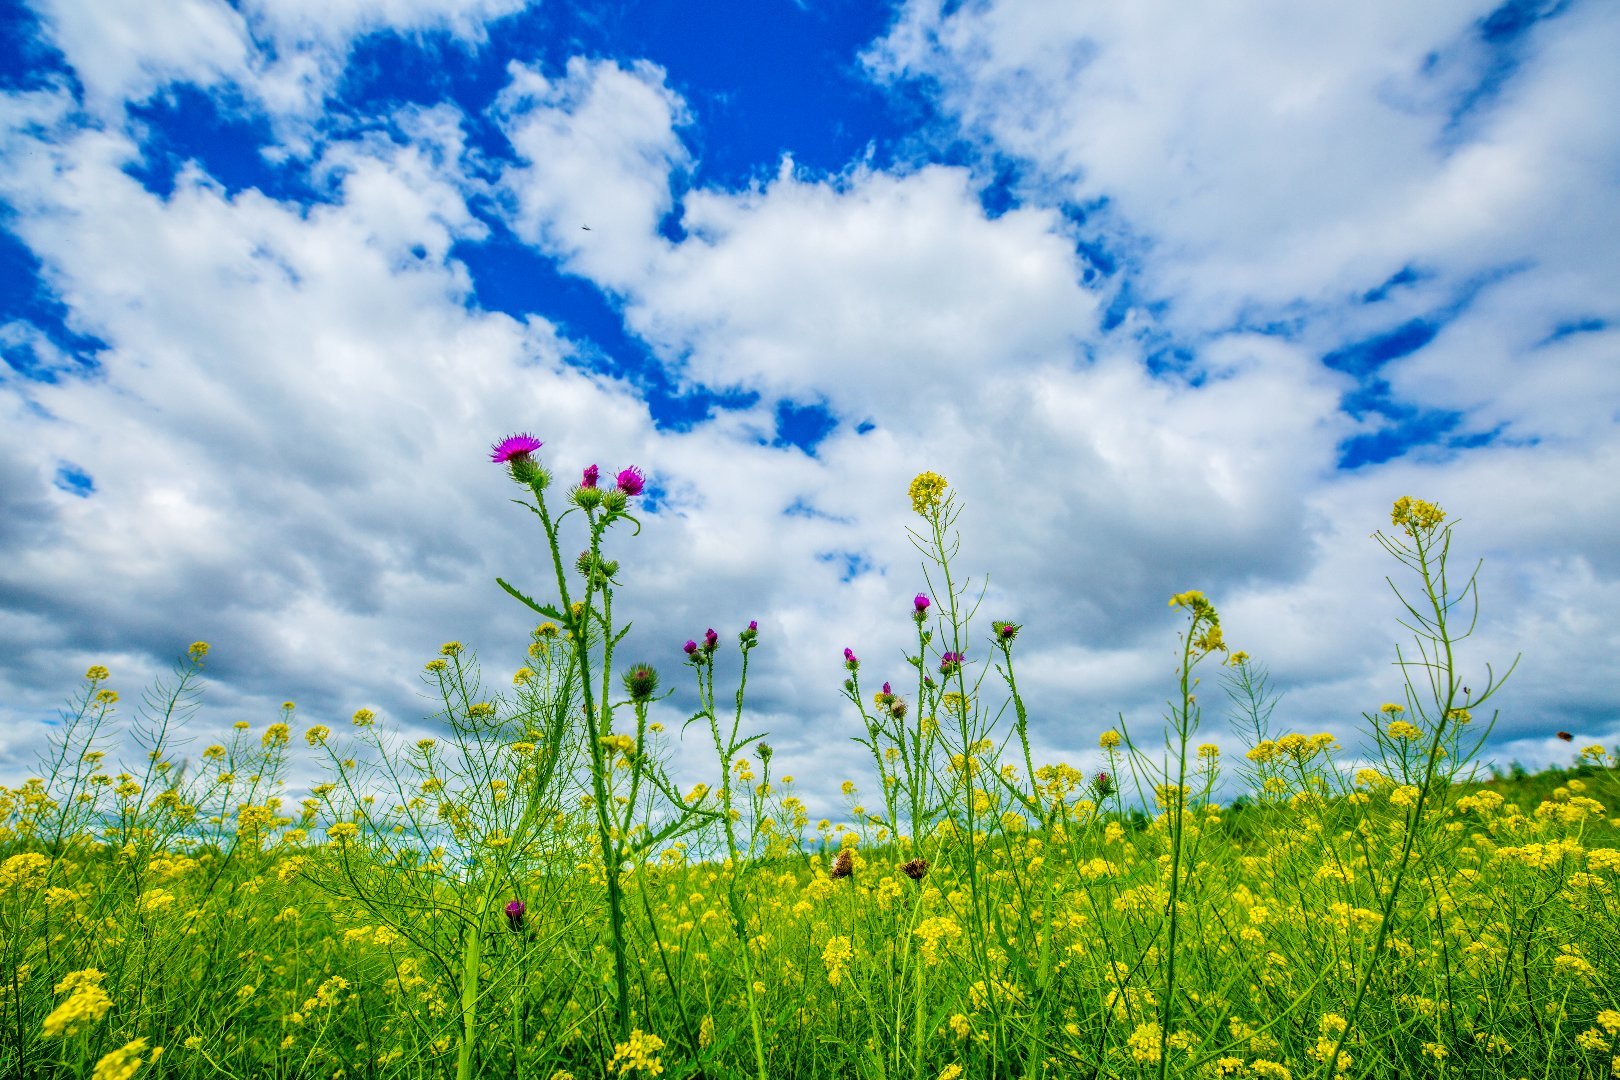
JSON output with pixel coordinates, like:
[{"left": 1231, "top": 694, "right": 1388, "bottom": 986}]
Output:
[{"left": 2, "top": 1, "right": 1616, "bottom": 819}]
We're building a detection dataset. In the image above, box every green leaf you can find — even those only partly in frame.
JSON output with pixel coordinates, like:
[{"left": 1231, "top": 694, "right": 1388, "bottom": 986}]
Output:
[{"left": 496, "top": 577, "right": 563, "bottom": 621}]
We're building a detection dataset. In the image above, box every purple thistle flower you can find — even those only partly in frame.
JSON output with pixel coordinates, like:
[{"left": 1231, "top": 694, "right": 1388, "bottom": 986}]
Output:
[
  {"left": 748, "top": 620, "right": 758, "bottom": 632},
  {"left": 581, "top": 464, "right": 600, "bottom": 488},
  {"left": 615, "top": 466, "right": 645, "bottom": 496},
  {"left": 490, "top": 433, "right": 543, "bottom": 463},
  {"left": 844, "top": 647, "right": 859, "bottom": 671},
  {"left": 881, "top": 682, "right": 891, "bottom": 696},
  {"left": 940, "top": 651, "right": 964, "bottom": 674},
  {"left": 505, "top": 899, "right": 526, "bottom": 932},
  {"left": 913, "top": 594, "right": 930, "bottom": 613},
  {"left": 704, "top": 628, "right": 719, "bottom": 652},
  {"left": 683, "top": 639, "right": 699, "bottom": 656}
]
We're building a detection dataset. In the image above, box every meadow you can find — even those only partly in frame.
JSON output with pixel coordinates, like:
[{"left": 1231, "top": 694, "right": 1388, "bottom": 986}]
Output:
[{"left": 2, "top": 436, "right": 1617, "bottom": 1080}]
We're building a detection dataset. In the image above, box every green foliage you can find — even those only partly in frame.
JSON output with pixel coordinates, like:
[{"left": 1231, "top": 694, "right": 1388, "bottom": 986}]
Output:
[{"left": 3, "top": 459, "right": 1618, "bottom": 1080}]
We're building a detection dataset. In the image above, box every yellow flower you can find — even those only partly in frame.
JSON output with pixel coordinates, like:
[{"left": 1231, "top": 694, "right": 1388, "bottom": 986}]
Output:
[
  {"left": 937, "top": 1067, "right": 964, "bottom": 1080},
  {"left": 608, "top": 1029, "right": 665, "bottom": 1076},
  {"left": 908, "top": 471, "right": 948, "bottom": 515},
  {"left": 1386, "top": 720, "right": 1423, "bottom": 740},
  {"left": 351, "top": 708, "right": 376, "bottom": 727},
  {"left": 42, "top": 970, "right": 112, "bottom": 1038},
  {"left": 1379, "top": 702, "right": 1405, "bottom": 714},
  {"left": 304, "top": 725, "right": 330, "bottom": 746},
  {"left": 439, "top": 641, "right": 463, "bottom": 657},
  {"left": 326, "top": 823, "right": 360, "bottom": 843},
  {"left": 1099, "top": 729, "right": 1122, "bottom": 749},
  {"left": 822, "top": 935, "right": 854, "bottom": 986},
  {"left": 91, "top": 1037, "right": 158, "bottom": 1080},
  {"left": 1391, "top": 496, "right": 1445, "bottom": 534},
  {"left": 85, "top": 665, "right": 110, "bottom": 681},
  {"left": 262, "top": 722, "right": 290, "bottom": 747},
  {"left": 188, "top": 641, "right": 210, "bottom": 659}
]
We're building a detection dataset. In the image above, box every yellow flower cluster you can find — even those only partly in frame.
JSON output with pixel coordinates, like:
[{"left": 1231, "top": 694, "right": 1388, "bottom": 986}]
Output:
[
  {"left": 42, "top": 969, "right": 113, "bottom": 1038},
  {"left": 91, "top": 1037, "right": 160, "bottom": 1080},
  {"left": 822, "top": 935, "right": 853, "bottom": 986},
  {"left": 1391, "top": 496, "right": 1446, "bottom": 534},
  {"left": 608, "top": 1029, "right": 665, "bottom": 1077},
  {"left": 908, "top": 471, "right": 948, "bottom": 516}
]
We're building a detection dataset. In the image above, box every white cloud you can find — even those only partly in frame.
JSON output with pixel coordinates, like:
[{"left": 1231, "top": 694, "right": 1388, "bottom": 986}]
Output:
[
  {"left": 3, "top": 1, "right": 1617, "bottom": 822},
  {"left": 496, "top": 57, "right": 692, "bottom": 289}
]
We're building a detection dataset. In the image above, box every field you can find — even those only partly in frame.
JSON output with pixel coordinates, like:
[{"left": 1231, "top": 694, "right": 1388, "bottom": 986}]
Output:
[{"left": 2, "top": 447, "right": 1617, "bottom": 1079}]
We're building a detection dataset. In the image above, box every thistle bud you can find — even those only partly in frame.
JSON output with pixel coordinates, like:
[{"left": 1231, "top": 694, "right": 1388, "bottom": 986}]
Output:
[{"left": 623, "top": 663, "right": 659, "bottom": 702}]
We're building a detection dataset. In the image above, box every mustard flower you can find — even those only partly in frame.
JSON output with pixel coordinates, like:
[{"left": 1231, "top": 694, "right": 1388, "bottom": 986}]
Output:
[{"left": 909, "top": 471, "right": 947, "bottom": 515}]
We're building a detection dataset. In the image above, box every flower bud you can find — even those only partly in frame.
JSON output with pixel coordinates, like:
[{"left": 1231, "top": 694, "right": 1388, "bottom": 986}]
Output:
[
  {"left": 843, "top": 647, "right": 860, "bottom": 671},
  {"left": 505, "top": 899, "right": 526, "bottom": 932},
  {"left": 623, "top": 663, "right": 659, "bottom": 702}
]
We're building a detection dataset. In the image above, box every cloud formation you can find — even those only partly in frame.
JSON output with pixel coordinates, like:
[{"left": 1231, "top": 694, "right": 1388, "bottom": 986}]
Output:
[{"left": 2, "top": 0, "right": 1615, "bottom": 817}]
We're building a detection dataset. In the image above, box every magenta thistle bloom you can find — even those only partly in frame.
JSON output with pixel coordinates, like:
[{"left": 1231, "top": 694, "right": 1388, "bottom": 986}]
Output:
[
  {"left": 940, "top": 650, "right": 964, "bottom": 674},
  {"left": 505, "top": 899, "right": 526, "bottom": 932},
  {"left": 913, "top": 594, "right": 930, "bottom": 613},
  {"left": 490, "top": 433, "right": 543, "bottom": 463},
  {"left": 581, "top": 464, "right": 600, "bottom": 488},
  {"left": 683, "top": 639, "right": 699, "bottom": 656},
  {"left": 748, "top": 620, "right": 758, "bottom": 632},
  {"left": 615, "top": 466, "right": 645, "bottom": 496},
  {"left": 843, "top": 647, "right": 859, "bottom": 671},
  {"left": 703, "top": 628, "right": 719, "bottom": 652},
  {"left": 881, "top": 682, "right": 892, "bottom": 696}
]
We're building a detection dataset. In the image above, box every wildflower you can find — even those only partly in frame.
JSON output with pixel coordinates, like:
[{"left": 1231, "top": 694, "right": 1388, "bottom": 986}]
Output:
[
  {"left": 1390, "top": 496, "right": 1445, "bottom": 534},
  {"left": 830, "top": 849, "right": 854, "bottom": 880},
  {"left": 304, "top": 725, "right": 330, "bottom": 746},
  {"left": 992, "top": 620, "right": 1019, "bottom": 642},
  {"left": 909, "top": 471, "right": 948, "bottom": 515},
  {"left": 42, "top": 970, "right": 112, "bottom": 1037},
  {"left": 262, "top": 722, "right": 290, "bottom": 747},
  {"left": 1379, "top": 703, "right": 1404, "bottom": 714},
  {"left": 94, "top": 689, "right": 118, "bottom": 706},
  {"left": 505, "top": 900, "right": 525, "bottom": 932},
  {"left": 901, "top": 858, "right": 929, "bottom": 881},
  {"left": 615, "top": 466, "right": 645, "bottom": 497},
  {"left": 326, "top": 823, "right": 359, "bottom": 843},
  {"left": 351, "top": 708, "right": 375, "bottom": 727},
  {"left": 683, "top": 639, "right": 698, "bottom": 657},
  {"left": 937, "top": 1067, "right": 964, "bottom": 1080},
  {"left": 623, "top": 663, "right": 659, "bottom": 702},
  {"left": 608, "top": 1029, "right": 664, "bottom": 1076},
  {"left": 1227, "top": 650, "right": 1249, "bottom": 666},
  {"left": 1387, "top": 720, "right": 1423, "bottom": 740},
  {"left": 822, "top": 935, "right": 854, "bottom": 986},
  {"left": 1091, "top": 771, "right": 1116, "bottom": 799},
  {"left": 513, "top": 667, "right": 535, "bottom": 686},
  {"left": 581, "top": 464, "right": 599, "bottom": 488},
  {"left": 703, "top": 628, "right": 719, "bottom": 652},
  {"left": 91, "top": 1037, "right": 159, "bottom": 1080},
  {"left": 1100, "top": 729, "right": 1122, "bottom": 749},
  {"left": 939, "top": 651, "right": 964, "bottom": 675},
  {"left": 740, "top": 619, "right": 758, "bottom": 645},
  {"left": 490, "top": 433, "right": 543, "bottom": 463},
  {"left": 85, "top": 665, "right": 110, "bottom": 681},
  {"left": 844, "top": 647, "right": 859, "bottom": 671},
  {"left": 467, "top": 702, "right": 497, "bottom": 719}
]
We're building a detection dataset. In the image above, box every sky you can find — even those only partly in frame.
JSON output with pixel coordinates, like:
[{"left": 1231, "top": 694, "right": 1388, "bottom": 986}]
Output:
[{"left": 1, "top": 0, "right": 1616, "bottom": 818}]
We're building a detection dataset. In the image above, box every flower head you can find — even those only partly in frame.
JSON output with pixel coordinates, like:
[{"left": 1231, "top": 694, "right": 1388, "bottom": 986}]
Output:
[
  {"left": 490, "top": 433, "right": 543, "bottom": 463},
  {"left": 909, "top": 471, "right": 948, "bottom": 516},
  {"left": 683, "top": 639, "right": 699, "bottom": 657},
  {"left": 992, "top": 620, "right": 1020, "bottom": 643},
  {"left": 615, "top": 466, "right": 645, "bottom": 496},
  {"left": 505, "top": 899, "right": 525, "bottom": 932},
  {"left": 913, "top": 593, "right": 930, "bottom": 614},
  {"left": 830, "top": 849, "right": 854, "bottom": 880},
  {"left": 623, "top": 663, "right": 660, "bottom": 702},
  {"left": 843, "top": 647, "right": 860, "bottom": 672},
  {"left": 703, "top": 628, "right": 719, "bottom": 652},
  {"left": 581, "top": 464, "right": 600, "bottom": 488},
  {"left": 939, "top": 651, "right": 964, "bottom": 675}
]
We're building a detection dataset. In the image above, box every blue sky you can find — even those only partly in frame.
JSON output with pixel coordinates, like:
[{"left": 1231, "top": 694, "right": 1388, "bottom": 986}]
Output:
[{"left": 2, "top": 0, "right": 1616, "bottom": 812}]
